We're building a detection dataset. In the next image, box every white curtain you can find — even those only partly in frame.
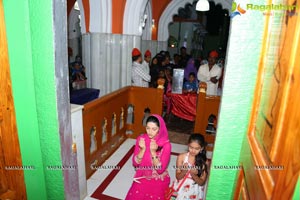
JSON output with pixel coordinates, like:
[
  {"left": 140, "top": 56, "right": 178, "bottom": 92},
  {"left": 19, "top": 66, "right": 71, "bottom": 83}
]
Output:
[
  {"left": 82, "top": 33, "right": 141, "bottom": 96},
  {"left": 141, "top": 40, "right": 168, "bottom": 58},
  {"left": 82, "top": 33, "right": 168, "bottom": 96}
]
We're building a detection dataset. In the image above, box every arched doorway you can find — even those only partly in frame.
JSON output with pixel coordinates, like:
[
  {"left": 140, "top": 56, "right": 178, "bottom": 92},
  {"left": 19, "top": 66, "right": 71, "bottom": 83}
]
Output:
[
  {"left": 68, "top": 1, "right": 81, "bottom": 63},
  {"left": 159, "top": 0, "right": 230, "bottom": 58}
]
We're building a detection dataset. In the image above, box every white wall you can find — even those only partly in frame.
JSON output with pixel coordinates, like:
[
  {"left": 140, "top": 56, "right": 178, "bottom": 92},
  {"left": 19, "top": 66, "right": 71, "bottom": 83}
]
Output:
[
  {"left": 68, "top": 8, "right": 81, "bottom": 62},
  {"left": 141, "top": 40, "right": 168, "bottom": 57},
  {"left": 82, "top": 33, "right": 142, "bottom": 96}
]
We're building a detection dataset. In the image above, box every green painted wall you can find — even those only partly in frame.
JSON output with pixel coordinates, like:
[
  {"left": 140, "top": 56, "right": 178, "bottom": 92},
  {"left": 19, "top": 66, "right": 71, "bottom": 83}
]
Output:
[
  {"left": 3, "top": 0, "right": 65, "bottom": 199},
  {"left": 293, "top": 177, "right": 300, "bottom": 200},
  {"left": 205, "top": 0, "right": 265, "bottom": 199}
]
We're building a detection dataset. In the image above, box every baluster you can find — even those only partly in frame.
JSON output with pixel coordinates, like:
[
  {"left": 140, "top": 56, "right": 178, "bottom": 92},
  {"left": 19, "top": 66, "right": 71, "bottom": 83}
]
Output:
[
  {"left": 90, "top": 159, "right": 98, "bottom": 170},
  {"left": 119, "top": 135, "right": 125, "bottom": 142},
  {"left": 102, "top": 118, "right": 107, "bottom": 144},
  {"left": 111, "top": 113, "right": 117, "bottom": 136},
  {"left": 90, "top": 126, "right": 97, "bottom": 154},
  {"left": 119, "top": 107, "right": 124, "bottom": 129},
  {"left": 111, "top": 142, "right": 117, "bottom": 148},
  {"left": 126, "top": 104, "right": 134, "bottom": 124},
  {"left": 101, "top": 150, "right": 108, "bottom": 158}
]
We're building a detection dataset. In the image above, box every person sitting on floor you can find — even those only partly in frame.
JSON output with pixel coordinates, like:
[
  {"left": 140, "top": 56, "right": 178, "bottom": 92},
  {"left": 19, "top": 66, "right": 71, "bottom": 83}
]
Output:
[
  {"left": 174, "top": 134, "right": 208, "bottom": 200},
  {"left": 72, "top": 62, "right": 87, "bottom": 81},
  {"left": 125, "top": 115, "right": 171, "bottom": 200},
  {"left": 183, "top": 72, "right": 198, "bottom": 94}
]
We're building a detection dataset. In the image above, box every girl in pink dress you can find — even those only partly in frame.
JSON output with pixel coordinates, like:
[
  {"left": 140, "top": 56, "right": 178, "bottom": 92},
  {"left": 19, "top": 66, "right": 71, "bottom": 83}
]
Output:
[{"left": 125, "top": 114, "right": 171, "bottom": 200}]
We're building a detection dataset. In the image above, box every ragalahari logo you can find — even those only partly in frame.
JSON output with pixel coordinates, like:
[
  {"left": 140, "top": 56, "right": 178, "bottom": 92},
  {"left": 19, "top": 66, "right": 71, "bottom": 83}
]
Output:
[{"left": 230, "top": 2, "right": 246, "bottom": 18}]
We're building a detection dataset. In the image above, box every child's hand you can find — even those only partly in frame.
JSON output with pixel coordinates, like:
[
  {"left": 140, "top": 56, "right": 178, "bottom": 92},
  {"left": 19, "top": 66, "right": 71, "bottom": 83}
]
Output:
[
  {"left": 182, "top": 163, "right": 189, "bottom": 172},
  {"left": 190, "top": 167, "right": 198, "bottom": 175},
  {"left": 139, "top": 138, "right": 146, "bottom": 150}
]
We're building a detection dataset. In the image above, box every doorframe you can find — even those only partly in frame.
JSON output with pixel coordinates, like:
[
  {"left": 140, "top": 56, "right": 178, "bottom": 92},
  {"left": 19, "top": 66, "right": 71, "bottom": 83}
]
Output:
[{"left": 3, "top": 0, "right": 79, "bottom": 199}]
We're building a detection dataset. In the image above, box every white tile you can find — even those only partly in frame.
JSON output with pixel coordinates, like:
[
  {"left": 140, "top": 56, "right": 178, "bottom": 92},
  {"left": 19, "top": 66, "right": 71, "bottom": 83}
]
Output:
[
  {"left": 102, "top": 154, "right": 178, "bottom": 199},
  {"left": 167, "top": 155, "right": 178, "bottom": 185},
  {"left": 86, "top": 179, "right": 101, "bottom": 196},
  {"left": 85, "top": 139, "right": 209, "bottom": 199},
  {"left": 171, "top": 143, "right": 187, "bottom": 153},
  {"left": 83, "top": 196, "right": 98, "bottom": 200},
  {"left": 89, "top": 139, "right": 135, "bottom": 182},
  {"left": 102, "top": 156, "right": 135, "bottom": 199},
  {"left": 89, "top": 165, "right": 115, "bottom": 182}
]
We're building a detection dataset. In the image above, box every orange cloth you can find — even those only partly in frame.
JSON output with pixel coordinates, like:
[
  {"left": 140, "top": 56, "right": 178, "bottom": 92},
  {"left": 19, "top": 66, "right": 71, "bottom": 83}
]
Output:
[
  {"left": 144, "top": 50, "right": 151, "bottom": 57},
  {"left": 209, "top": 50, "right": 219, "bottom": 58},
  {"left": 132, "top": 48, "right": 141, "bottom": 57}
]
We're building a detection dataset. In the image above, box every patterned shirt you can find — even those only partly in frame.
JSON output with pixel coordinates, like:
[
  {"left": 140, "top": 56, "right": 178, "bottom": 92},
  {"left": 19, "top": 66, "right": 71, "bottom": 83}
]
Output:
[{"left": 132, "top": 61, "right": 151, "bottom": 87}]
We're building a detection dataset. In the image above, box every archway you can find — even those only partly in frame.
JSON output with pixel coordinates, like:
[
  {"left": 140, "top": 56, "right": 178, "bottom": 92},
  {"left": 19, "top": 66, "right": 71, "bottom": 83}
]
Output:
[
  {"left": 68, "top": 2, "right": 82, "bottom": 62},
  {"left": 123, "top": 0, "right": 150, "bottom": 36},
  {"left": 158, "top": 0, "right": 233, "bottom": 41},
  {"left": 89, "top": 0, "right": 112, "bottom": 33},
  {"left": 142, "top": 0, "right": 153, "bottom": 40}
]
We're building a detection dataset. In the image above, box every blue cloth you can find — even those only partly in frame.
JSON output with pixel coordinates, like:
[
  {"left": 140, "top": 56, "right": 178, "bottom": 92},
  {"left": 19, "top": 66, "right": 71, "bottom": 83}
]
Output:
[
  {"left": 183, "top": 81, "right": 198, "bottom": 92},
  {"left": 70, "top": 88, "right": 100, "bottom": 105},
  {"left": 72, "top": 68, "right": 84, "bottom": 76}
]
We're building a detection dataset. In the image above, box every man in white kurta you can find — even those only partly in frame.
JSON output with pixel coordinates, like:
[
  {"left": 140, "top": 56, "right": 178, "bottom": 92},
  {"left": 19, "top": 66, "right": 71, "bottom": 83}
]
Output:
[
  {"left": 131, "top": 48, "right": 151, "bottom": 87},
  {"left": 197, "top": 50, "right": 222, "bottom": 96},
  {"left": 142, "top": 50, "right": 151, "bottom": 75}
]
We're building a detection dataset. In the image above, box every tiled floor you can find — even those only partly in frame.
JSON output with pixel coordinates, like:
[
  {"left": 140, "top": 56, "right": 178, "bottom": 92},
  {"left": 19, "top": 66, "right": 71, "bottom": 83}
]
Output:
[{"left": 84, "top": 139, "right": 212, "bottom": 200}]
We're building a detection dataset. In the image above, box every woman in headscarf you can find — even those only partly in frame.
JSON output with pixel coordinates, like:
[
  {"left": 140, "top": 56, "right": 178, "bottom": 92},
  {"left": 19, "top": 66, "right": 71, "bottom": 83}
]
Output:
[
  {"left": 125, "top": 114, "right": 171, "bottom": 199},
  {"left": 150, "top": 56, "right": 160, "bottom": 87},
  {"left": 184, "top": 58, "right": 198, "bottom": 83}
]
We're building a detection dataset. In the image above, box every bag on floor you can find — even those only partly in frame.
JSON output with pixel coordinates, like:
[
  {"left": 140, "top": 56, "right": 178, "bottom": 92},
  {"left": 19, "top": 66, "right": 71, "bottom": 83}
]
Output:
[
  {"left": 165, "top": 182, "right": 177, "bottom": 200},
  {"left": 165, "top": 171, "right": 190, "bottom": 200}
]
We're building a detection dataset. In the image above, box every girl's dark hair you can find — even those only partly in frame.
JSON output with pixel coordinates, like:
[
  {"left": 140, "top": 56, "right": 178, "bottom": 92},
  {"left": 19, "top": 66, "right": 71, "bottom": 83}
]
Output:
[
  {"left": 146, "top": 116, "right": 163, "bottom": 152},
  {"left": 151, "top": 56, "right": 158, "bottom": 65},
  {"left": 188, "top": 133, "right": 207, "bottom": 177}
]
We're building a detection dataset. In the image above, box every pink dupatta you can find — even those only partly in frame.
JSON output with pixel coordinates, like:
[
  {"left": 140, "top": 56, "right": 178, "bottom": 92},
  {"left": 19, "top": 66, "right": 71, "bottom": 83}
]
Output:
[{"left": 132, "top": 114, "right": 171, "bottom": 178}]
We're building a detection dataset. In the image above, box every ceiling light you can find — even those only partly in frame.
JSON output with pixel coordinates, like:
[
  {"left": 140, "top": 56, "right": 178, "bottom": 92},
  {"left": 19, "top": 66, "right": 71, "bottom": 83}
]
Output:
[{"left": 196, "top": 0, "right": 209, "bottom": 11}]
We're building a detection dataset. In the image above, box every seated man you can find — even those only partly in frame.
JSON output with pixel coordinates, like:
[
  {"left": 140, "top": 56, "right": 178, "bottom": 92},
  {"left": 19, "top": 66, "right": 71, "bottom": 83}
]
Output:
[{"left": 183, "top": 72, "right": 198, "bottom": 93}]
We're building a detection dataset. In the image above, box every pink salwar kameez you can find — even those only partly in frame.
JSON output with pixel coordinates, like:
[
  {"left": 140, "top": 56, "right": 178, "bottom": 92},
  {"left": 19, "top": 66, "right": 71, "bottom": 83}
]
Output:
[{"left": 125, "top": 114, "right": 171, "bottom": 200}]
